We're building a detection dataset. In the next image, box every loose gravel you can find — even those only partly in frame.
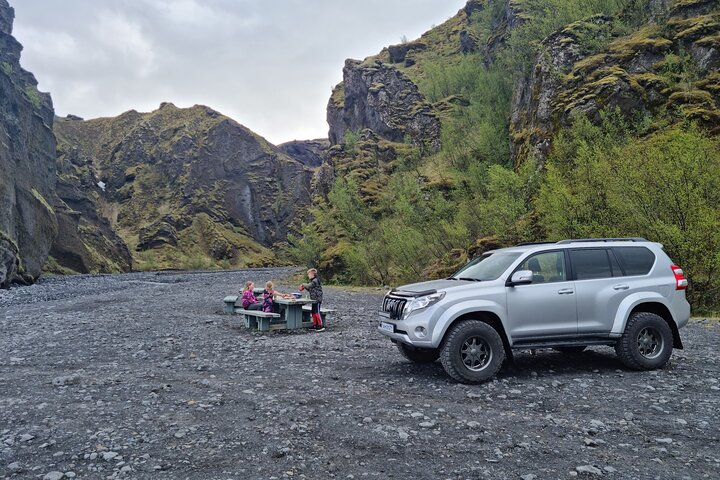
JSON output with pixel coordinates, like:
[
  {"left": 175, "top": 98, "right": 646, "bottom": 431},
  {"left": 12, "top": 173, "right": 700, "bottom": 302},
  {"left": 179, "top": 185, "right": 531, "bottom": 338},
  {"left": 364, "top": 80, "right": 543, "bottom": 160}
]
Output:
[{"left": 1, "top": 269, "right": 719, "bottom": 479}]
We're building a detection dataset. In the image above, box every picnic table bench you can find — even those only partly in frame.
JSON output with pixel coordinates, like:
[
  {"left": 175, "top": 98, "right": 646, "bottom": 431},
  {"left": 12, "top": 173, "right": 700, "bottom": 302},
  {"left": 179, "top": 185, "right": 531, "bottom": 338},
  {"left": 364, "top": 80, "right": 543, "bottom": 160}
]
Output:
[{"left": 233, "top": 308, "right": 282, "bottom": 332}]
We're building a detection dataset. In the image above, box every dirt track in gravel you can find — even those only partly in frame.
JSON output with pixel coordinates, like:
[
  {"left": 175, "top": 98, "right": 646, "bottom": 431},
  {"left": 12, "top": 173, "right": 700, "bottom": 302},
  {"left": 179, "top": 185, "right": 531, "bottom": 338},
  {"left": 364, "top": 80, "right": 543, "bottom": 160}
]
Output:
[{"left": 1, "top": 269, "right": 719, "bottom": 480}]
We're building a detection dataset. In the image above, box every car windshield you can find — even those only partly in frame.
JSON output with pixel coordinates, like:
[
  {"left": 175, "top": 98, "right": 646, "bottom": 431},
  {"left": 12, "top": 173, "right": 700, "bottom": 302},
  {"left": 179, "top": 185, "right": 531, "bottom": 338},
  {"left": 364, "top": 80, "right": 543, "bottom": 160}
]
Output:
[{"left": 451, "top": 252, "right": 522, "bottom": 281}]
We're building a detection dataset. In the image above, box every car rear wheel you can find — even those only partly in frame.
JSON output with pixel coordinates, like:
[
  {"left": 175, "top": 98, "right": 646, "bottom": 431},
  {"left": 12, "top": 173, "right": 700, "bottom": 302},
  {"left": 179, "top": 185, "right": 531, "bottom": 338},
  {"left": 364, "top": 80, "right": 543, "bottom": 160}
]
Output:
[
  {"left": 615, "top": 312, "right": 673, "bottom": 370},
  {"left": 440, "top": 320, "right": 505, "bottom": 384},
  {"left": 396, "top": 342, "right": 440, "bottom": 363}
]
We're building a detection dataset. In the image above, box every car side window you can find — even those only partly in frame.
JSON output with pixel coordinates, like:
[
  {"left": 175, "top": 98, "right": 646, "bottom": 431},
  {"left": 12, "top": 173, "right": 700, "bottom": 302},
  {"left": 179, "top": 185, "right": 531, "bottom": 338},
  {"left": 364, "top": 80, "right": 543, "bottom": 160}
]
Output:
[
  {"left": 613, "top": 247, "right": 656, "bottom": 276},
  {"left": 518, "top": 251, "right": 567, "bottom": 284},
  {"left": 570, "top": 249, "right": 613, "bottom": 280}
]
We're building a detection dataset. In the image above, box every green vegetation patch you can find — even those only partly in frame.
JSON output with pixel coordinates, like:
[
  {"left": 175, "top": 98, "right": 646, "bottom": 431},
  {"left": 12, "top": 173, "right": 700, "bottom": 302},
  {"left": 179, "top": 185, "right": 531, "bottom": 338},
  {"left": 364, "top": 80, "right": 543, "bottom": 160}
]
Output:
[
  {"left": 31, "top": 188, "right": 55, "bottom": 215},
  {"left": 24, "top": 85, "right": 42, "bottom": 109}
]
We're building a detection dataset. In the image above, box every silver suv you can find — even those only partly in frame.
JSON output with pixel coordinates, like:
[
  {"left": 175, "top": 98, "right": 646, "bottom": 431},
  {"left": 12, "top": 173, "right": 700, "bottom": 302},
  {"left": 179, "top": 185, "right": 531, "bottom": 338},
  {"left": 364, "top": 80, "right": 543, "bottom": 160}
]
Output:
[{"left": 378, "top": 238, "right": 690, "bottom": 384}]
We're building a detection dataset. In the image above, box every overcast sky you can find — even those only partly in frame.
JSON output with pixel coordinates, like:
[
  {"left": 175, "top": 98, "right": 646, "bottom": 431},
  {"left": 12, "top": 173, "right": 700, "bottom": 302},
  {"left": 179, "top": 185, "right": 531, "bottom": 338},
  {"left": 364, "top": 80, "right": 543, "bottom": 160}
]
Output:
[{"left": 11, "top": 0, "right": 465, "bottom": 144}]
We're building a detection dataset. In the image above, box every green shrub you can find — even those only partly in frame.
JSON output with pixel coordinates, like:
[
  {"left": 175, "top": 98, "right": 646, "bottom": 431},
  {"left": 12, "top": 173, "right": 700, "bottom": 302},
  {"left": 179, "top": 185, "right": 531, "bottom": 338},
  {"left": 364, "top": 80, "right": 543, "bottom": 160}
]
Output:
[{"left": 537, "top": 115, "right": 720, "bottom": 309}]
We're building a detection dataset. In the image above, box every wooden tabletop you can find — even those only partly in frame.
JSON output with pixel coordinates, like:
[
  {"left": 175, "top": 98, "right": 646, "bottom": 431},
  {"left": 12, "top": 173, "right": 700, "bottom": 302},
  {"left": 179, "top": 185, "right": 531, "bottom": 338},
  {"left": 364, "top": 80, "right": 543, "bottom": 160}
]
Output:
[{"left": 272, "top": 297, "right": 313, "bottom": 305}]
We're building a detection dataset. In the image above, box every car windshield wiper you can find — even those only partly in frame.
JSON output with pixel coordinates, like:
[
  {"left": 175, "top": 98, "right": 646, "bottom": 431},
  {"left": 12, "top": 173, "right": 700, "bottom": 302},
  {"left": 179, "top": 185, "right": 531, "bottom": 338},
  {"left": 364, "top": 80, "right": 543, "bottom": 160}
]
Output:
[{"left": 456, "top": 277, "right": 482, "bottom": 282}]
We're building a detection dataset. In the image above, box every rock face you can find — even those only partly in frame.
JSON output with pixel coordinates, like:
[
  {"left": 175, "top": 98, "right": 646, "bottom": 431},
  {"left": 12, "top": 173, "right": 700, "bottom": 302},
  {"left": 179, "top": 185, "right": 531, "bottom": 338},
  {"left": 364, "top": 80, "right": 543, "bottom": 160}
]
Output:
[
  {"left": 278, "top": 139, "right": 329, "bottom": 168},
  {"left": 511, "top": 2, "right": 720, "bottom": 164},
  {"left": 53, "top": 103, "right": 313, "bottom": 270},
  {"left": 327, "top": 59, "right": 440, "bottom": 151},
  {"left": 49, "top": 127, "right": 133, "bottom": 274},
  {"left": 0, "top": 0, "right": 58, "bottom": 287}
]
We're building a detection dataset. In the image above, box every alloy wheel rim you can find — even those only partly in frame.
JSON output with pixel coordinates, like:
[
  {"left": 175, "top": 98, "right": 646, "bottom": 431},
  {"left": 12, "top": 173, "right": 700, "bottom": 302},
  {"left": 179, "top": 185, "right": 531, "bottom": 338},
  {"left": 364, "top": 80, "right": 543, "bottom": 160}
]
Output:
[
  {"left": 637, "top": 327, "right": 663, "bottom": 359},
  {"left": 461, "top": 336, "right": 492, "bottom": 371}
]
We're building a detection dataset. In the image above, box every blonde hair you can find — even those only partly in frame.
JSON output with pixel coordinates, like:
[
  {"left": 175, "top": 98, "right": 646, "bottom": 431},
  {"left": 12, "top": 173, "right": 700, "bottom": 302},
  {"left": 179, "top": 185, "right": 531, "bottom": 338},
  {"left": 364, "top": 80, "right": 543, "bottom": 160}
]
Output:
[
  {"left": 243, "top": 281, "right": 254, "bottom": 292},
  {"left": 265, "top": 281, "right": 274, "bottom": 291},
  {"left": 307, "top": 268, "right": 317, "bottom": 276}
]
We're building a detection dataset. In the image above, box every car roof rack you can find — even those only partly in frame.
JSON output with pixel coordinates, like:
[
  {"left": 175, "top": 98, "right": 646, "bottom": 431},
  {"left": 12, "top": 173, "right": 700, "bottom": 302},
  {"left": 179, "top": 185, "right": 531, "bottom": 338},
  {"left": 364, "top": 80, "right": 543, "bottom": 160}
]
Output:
[
  {"left": 556, "top": 237, "right": 648, "bottom": 244},
  {"left": 516, "top": 241, "right": 556, "bottom": 246}
]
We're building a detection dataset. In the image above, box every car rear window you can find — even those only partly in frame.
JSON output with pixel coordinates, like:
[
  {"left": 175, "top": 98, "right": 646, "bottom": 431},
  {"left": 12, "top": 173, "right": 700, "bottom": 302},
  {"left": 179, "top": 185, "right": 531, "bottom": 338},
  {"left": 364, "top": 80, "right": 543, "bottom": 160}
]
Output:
[
  {"left": 570, "top": 249, "right": 613, "bottom": 280},
  {"left": 613, "top": 247, "right": 656, "bottom": 276}
]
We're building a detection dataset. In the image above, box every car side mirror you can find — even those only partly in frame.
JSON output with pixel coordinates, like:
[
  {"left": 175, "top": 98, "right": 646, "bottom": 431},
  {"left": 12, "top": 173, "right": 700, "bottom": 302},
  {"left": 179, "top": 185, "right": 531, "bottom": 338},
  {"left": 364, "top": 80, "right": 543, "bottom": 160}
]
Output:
[{"left": 509, "top": 270, "right": 533, "bottom": 286}]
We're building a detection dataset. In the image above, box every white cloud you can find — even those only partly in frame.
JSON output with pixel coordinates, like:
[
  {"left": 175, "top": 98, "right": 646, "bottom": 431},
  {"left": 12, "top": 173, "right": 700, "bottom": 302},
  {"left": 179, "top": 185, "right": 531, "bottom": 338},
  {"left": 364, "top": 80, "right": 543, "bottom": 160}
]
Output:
[{"left": 90, "top": 11, "right": 157, "bottom": 77}]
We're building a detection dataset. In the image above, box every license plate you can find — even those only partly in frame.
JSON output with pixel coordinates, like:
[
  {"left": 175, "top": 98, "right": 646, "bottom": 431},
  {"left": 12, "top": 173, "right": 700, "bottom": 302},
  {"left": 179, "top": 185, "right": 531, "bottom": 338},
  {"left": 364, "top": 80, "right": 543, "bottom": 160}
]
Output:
[{"left": 380, "top": 322, "right": 395, "bottom": 333}]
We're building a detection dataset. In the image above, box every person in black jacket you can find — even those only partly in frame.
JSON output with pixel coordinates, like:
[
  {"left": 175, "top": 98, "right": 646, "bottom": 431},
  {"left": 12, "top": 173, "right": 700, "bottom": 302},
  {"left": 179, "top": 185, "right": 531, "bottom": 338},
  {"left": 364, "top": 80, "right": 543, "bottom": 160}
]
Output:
[{"left": 300, "top": 268, "right": 324, "bottom": 331}]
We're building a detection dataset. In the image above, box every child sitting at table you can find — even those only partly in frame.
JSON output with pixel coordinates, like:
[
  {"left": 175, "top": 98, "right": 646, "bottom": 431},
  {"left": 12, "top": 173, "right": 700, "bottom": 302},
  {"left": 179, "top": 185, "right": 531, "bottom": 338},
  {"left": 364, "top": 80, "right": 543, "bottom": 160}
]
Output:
[
  {"left": 262, "top": 281, "right": 289, "bottom": 312},
  {"left": 240, "top": 281, "right": 263, "bottom": 310}
]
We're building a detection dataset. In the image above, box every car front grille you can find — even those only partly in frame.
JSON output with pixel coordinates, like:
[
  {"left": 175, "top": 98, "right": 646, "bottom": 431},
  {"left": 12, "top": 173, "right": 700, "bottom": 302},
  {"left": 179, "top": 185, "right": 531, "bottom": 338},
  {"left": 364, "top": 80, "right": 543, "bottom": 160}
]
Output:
[{"left": 382, "top": 296, "right": 407, "bottom": 320}]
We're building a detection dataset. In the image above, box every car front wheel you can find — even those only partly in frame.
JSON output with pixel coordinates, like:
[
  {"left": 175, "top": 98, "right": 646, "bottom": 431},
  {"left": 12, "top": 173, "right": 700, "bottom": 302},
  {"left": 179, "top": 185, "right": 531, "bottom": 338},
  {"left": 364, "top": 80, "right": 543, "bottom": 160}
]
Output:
[
  {"left": 615, "top": 312, "right": 674, "bottom": 370},
  {"left": 440, "top": 320, "right": 505, "bottom": 384}
]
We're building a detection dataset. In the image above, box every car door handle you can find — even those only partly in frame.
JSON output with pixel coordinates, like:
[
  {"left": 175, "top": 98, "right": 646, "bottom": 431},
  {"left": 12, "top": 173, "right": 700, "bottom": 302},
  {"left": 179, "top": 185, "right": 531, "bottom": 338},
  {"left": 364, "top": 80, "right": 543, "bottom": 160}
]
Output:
[
  {"left": 613, "top": 284, "right": 630, "bottom": 291},
  {"left": 557, "top": 288, "right": 575, "bottom": 295}
]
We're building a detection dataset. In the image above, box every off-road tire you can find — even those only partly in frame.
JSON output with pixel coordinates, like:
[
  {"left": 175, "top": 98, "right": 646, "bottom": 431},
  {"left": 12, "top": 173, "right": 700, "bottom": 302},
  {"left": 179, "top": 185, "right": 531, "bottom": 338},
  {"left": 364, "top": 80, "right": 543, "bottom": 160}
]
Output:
[
  {"left": 553, "top": 346, "right": 587, "bottom": 354},
  {"left": 396, "top": 343, "right": 440, "bottom": 363},
  {"left": 440, "top": 320, "right": 505, "bottom": 384},
  {"left": 615, "top": 312, "right": 673, "bottom": 370}
]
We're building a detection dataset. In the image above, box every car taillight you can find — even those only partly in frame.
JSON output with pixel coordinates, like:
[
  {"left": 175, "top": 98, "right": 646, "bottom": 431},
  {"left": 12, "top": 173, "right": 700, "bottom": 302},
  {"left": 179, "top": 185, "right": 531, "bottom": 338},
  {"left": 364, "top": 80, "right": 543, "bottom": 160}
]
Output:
[{"left": 672, "top": 265, "right": 688, "bottom": 290}]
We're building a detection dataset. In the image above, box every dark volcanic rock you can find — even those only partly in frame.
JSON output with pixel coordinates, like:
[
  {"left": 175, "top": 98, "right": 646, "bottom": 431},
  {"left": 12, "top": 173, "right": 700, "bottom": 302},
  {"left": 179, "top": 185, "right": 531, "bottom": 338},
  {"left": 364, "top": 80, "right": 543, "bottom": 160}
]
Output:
[
  {"left": 327, "top": 59, "right": 440, "bottom": 151},
  {"left": 49, "top": 141, "right": 132, "bottom": 274},
  {"left": 0, "top": 0, "right": 58, "bottom": 287},
  {"left": 387, "top": 41, "right": 427, "bottom": 63},
  {"left": 137, "top": 217, "right": 179, "bottom": 251},
  {"left": 278, "top": 138, "right": 329, "bottom": 168}
]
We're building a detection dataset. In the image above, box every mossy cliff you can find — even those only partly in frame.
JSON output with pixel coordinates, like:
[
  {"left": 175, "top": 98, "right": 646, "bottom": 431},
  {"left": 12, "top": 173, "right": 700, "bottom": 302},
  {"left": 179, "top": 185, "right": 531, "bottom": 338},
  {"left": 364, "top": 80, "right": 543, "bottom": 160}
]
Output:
[
  {"left": 53, "top": 103, "right": 314, "bottom": 271},
  {"left": 306, "top": 0, "right": 720, "bottom": 288},
  {"left": 0, "top": 0, "right": 58, "bottom": 287},
  {"left": 511, "top": 0, "right": 720, "bottom": 163}
]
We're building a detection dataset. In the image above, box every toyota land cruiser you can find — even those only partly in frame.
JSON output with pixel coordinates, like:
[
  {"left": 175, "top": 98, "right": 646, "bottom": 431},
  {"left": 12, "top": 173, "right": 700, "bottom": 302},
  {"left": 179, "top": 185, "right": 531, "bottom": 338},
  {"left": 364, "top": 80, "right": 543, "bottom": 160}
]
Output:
[{"left": 378, "top": 238, "right": 690, "bottom": 384}]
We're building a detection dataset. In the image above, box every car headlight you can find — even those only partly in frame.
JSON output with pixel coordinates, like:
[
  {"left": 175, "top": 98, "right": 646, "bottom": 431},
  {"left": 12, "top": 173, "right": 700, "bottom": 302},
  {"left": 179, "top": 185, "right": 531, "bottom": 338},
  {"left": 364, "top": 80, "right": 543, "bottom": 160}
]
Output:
[{"left": 403, "top": 292, "right": 445, "bottom": 319}]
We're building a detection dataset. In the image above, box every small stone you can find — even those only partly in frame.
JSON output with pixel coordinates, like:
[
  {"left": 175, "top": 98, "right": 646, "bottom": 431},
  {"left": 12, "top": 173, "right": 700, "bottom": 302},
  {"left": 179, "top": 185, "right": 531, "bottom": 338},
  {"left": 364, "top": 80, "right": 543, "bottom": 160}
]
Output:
[
  {"left": 362, "top": 417, "right": 372, "bottom": 423},
  {"left": 103, "top": 451, "right": 119, "bottom": 461},
  {"left": 676, "top": 418, "right": 687, "bottom": 425},
  {"left": 43, "top": 472, "right": 64, "bottom": 480},
  {"left": 89, "top": 452, "right": 97, "bottom": 460},
  {"left": 419, "top": 421, "right": 436, "bottom": 428},
  {"left": 589, "top": 420, "right": 605, "bottom": 429},
  {"left": 655, "top": 437, "right": 673, "bottom": 444},
  {"left": 7, "top": 462, "right": 21, "bottom": 472},
  {"left": 521, "top": 474, "right": 537, "bottom": 480},
  {"left": 576, "top": 465, "right": 603, "bottom": 475},
  {"left": 20, "top": 434, "right": 34, "bottom": 442},
  {"left": 603, "top": 466, "right": 617, "bottom": 473}
]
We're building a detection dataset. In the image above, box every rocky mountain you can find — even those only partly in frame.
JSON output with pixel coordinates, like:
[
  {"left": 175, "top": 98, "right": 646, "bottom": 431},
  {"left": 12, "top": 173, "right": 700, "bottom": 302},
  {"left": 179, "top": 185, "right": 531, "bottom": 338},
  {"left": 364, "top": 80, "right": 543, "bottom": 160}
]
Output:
[
  {"left": 53, "top": 103, "right": 314, "bottom": 271},
  {"left": 0, "top": 0, "right": 57, "bottom": 288}
]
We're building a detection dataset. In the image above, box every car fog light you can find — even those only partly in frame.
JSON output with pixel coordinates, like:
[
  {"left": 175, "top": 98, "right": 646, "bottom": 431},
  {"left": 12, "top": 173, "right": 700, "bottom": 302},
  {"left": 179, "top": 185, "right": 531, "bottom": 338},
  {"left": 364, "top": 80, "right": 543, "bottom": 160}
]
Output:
[{"left": 415, "top": 326, "right": 427, "bottom": 338}]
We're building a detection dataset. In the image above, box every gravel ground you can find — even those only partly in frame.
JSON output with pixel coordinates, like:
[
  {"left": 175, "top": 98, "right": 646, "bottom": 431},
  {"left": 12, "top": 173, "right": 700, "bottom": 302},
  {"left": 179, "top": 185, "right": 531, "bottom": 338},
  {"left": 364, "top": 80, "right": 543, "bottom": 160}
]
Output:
[{"left": 1, "top": 269, "right": 719, "bottom": 480}]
